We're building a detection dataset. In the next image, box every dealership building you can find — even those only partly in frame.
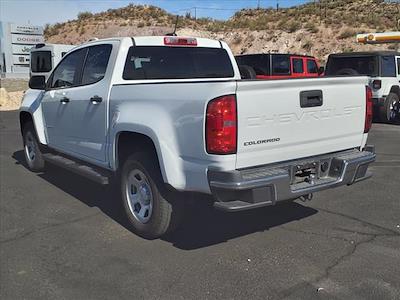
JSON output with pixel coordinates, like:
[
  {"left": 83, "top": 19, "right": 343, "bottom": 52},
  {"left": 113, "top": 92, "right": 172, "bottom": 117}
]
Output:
[{"left": 0, "top": 22, "right": 44, "bottom": 78}]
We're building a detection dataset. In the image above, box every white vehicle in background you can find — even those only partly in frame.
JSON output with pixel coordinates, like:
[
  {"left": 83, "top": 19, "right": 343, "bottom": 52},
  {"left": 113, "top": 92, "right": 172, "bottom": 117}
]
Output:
[
  {"left": 30, "top": 43, "right": 75, "bottom": 81},
  {"left": 325, "top": 51, "right": 400, "bottom": 123},
  {"left": 20, "top": 36, "right": 375, "bottom": 239}
]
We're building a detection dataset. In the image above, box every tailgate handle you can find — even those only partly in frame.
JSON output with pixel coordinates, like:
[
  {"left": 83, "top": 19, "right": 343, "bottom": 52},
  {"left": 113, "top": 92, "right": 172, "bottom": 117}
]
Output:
[{"left": 300, "top": 90, "right": 323, "bottom": 108}]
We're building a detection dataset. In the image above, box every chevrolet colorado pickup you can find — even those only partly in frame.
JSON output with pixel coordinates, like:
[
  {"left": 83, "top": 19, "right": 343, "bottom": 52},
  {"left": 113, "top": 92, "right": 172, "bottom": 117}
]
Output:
[{"left": 20, "top": 36, "right": 376, "bottom": 239}]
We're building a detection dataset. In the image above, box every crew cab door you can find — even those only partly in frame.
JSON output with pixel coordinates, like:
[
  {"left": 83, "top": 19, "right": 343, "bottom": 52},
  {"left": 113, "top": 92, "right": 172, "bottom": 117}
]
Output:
[
  {"left": 305, "top": 58, "right": 319, "bottom": 77},
  {"left": 291, "top": 57, "right": 305, "bottom": 78},
  {"left": 42, "top": 42, "right": 116, "bottom": 163}
]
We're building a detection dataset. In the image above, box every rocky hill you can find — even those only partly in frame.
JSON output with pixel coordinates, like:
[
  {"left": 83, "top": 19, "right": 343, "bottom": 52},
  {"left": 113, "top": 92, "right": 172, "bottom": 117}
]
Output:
[{"left": 44, "top": 0, "right": 400, "bottom": 62}]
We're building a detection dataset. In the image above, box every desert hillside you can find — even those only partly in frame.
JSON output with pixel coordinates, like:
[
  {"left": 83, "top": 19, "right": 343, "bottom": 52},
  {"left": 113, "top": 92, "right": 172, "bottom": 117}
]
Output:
[{"left": 42, "top": 0, "right": 400, "bottom": 62}]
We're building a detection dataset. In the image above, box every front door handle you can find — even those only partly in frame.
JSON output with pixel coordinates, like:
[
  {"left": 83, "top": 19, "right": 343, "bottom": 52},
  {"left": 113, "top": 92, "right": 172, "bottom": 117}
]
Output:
[
  {"left": 90, "top": 95, "right": 103, "bottom": 103},
  {"left": 60, "top": 97, "right": 70, "bottom": 104}
]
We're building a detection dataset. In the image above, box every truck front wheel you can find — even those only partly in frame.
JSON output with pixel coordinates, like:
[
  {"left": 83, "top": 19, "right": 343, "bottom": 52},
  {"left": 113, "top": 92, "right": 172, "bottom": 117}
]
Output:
[
  {"left": 379, "top": 93, "right": 399, "bottom": 123},
  {"left": 22, "top": 122, "right": 45, "bottom": 172},
  {"left": 120, "top": 152, "right": 183, "bottom": 239}
]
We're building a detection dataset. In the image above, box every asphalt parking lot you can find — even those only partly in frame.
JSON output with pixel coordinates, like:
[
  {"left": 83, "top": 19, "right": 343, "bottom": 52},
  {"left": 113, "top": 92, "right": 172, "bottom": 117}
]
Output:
[{"left": 0, "top": 110, "right": 399, "bottom": 300}]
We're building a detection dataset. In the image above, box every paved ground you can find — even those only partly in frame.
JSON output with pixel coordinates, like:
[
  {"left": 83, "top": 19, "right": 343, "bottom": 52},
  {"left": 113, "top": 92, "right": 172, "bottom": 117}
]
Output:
[{"left": 1, "top": 110, "right": 399, "bottom": 300}]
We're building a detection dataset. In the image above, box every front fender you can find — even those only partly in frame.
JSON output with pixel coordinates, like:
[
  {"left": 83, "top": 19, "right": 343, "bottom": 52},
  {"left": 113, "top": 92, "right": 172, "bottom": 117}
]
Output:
[{"left": 19, "top": 89, "right": 47, "bottom": 145}]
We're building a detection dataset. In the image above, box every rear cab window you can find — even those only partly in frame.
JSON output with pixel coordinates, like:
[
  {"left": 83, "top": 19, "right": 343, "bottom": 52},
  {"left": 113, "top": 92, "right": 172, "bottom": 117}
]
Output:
[
  {"left": 123, "top": 46, "right": 234, "bottom": 80},
  {"left": 31, "top": 51, "right": 52, "bottom": 72}
]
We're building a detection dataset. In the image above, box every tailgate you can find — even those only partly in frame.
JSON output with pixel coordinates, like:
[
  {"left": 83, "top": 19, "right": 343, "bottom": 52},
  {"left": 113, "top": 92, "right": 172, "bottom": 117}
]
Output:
[{"left": 235, "top": 77, "right": 368, "bottom": 169}]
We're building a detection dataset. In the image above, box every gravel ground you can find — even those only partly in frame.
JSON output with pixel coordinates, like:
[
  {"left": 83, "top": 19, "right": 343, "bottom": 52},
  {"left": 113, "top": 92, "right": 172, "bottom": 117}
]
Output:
[{"left": 0, "top": 79, "right": 27, "bottom": 111}]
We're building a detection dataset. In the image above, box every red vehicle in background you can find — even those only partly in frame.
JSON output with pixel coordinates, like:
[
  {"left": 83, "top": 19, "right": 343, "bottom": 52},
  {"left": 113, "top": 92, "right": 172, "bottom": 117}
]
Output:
[{"left": 235, "top": 53, "right": 324, "bottom": 79}]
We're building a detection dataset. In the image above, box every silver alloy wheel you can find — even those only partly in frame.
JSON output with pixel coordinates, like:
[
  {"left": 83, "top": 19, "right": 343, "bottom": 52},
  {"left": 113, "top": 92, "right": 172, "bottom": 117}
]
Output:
[
  {"left": 125, "top": 169, "right": 153, "bottom": 224},
  {"left": 24, "top": 131, "right": 36, "bottom": 163},
  {"left": 389, "top": 99, "right": 398, "bottom": 121}
]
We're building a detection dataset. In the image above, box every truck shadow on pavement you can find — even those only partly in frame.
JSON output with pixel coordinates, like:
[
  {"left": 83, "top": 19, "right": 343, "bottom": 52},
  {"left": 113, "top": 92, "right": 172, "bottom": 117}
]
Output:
[{"left": 13, "top": 150, "right": 317, "bottom": 250}]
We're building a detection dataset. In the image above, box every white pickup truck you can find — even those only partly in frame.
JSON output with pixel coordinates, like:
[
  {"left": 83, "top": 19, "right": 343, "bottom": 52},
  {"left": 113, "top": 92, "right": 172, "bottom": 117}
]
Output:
[{"left": 20, "top": 36, "right": 376, "bottom": 239}]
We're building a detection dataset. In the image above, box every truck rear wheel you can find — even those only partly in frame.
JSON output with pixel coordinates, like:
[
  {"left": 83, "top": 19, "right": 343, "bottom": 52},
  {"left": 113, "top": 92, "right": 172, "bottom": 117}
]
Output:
[
  {"left": 120, "top": 152, "right": 183, "bottom": 239},
  {"left": 22, "top": 122, "right": 45, "bottom": 172},
  {"left": 379, "top": 93, "right": 399, "bottom": 123}
]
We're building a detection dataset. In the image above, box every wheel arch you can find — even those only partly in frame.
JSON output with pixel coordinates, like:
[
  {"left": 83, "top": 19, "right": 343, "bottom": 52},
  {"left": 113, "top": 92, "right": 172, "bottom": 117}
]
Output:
[
  {"left": 389, "top": 85, "right": 400, "bottom": 97},
  {"left": 114, "top": 131, "right": 168, "bottom": 184},
  {"left": 19, "top": 111, "right": 34, "bottom": 136}
]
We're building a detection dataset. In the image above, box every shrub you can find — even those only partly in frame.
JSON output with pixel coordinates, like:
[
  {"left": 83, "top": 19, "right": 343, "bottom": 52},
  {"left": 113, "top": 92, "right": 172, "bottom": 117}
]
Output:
[
  {"left": 388, "top": 43, "right": 399, "bottom": 50},
  {"left": 232, "top": 35, "right": 243, "bottom": 45},
  {"left": 286, "top": 20, "right": 301, "bottom": 33},
  {"left": 137, "top": 22, "right": 145, "bottom": 28},
  {"left": 77, "top": 11, "right": 93, "bottom": 21},
  {"left": 338, "top": 28, "right": 357, "bottom": 39},
  {"left": 277, "top": 19, "right": 287, "bottom": 30},
  {"left": 302, "top": 40, "right": 313, "bottom": 51},
  {"left": 305, "top": 22, "right": 318, "bottom": 33}
]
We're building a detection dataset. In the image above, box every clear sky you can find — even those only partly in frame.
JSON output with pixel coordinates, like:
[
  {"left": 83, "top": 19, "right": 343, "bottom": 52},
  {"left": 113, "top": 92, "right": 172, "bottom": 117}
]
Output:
[{"left": 1, "top": 0, "right": 310, "bottom": 27}]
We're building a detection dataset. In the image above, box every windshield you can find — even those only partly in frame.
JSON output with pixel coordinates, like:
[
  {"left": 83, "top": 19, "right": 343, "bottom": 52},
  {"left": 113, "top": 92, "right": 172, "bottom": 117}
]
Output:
[
  {"left": 123, "top": 46, "right": 234, "bottom": 80},
  {"left": 31, "top": 51, "right": 52, "bottom": 73},
  {"left": 325, "top": 56, "right": 378, "bottom": 76}
]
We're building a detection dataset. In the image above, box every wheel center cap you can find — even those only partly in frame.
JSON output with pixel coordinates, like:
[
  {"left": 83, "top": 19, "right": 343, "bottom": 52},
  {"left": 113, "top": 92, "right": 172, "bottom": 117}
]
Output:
[{"left": 139, "top": 185, "right": 150, "bottom": 204}]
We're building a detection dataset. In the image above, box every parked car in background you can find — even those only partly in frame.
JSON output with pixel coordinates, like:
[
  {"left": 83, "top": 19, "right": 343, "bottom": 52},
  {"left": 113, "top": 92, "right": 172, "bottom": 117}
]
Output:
[
  {"left": 20, "top": 36, "right": 375, "bottom": 239},
  {"left": 235, "top": 53, "right": 323, "bottom": 79},
  {"left": 325, "top": 51, "right": 400, "bottom": 123},
  {"left": 30, "top": 43, "right": 76, "bottom": 82}
]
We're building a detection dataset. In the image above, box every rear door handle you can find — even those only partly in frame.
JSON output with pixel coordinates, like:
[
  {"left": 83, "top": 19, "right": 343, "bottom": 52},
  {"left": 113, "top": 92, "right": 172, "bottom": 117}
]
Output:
[
  {"left": 60, "top": 97, "right": 70, "bottom": 104},
  {"left": 300, "top": 90, "right": 323, "bottom": 108},
  {"left": 90, "top": 95, "right": 103, "bottom": 103}
]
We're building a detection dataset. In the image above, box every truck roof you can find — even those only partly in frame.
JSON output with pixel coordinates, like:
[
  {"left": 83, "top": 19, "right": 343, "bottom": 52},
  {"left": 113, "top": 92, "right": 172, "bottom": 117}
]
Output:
[
  {"left": 328, "top": 51, "right": 400, "bottom": 57},
  {"left": 236, "top": 53, "right": 317, "bottom": 59},
  {"left": 79, "top": 36, "right": 224, "bottom": 49}
]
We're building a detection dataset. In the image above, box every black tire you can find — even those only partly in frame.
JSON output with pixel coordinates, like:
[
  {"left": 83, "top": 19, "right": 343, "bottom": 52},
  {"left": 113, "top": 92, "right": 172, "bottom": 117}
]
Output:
[
  {"left": 22, "top": 122, "right": 45, "bottom": 172},
  {"left": 120, "top": 152, "right": 183, "bottom": 239},
  {"left": 379, "top": 93, "right": 399, "bottom": 123}
]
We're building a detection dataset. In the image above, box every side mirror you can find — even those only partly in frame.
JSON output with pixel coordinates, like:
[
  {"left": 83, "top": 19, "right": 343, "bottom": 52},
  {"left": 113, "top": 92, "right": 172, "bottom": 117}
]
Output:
[
  {"left": 318, "top": 66, "right": 325, "bottom": 76},
  {"left": 29, "top": 76, "right": 46, "bottom": 90}
]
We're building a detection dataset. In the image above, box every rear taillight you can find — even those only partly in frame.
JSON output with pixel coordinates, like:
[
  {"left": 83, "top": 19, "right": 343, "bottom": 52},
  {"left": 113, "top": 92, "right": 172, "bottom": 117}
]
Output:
[
  {"left": 206, "top": 95, "right": 237, "bottom": 154},
  {"left": 365, "top": 86, "right": 373, "bottom": 133},
  {"left": 372, "top": 80, "right": 381, "bottom": 90}
]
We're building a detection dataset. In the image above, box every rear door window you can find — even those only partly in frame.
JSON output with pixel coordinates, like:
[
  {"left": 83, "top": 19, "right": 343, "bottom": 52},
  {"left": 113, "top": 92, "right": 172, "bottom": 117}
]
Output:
[
  {"left": 31, "top": 51, "right": 52, "bottom": 72},
  {"left": 307, "top": 59, "right": 318, "bottom": 74},
  {"left": 381, "top": 56, "right": 396, "bottom": 77},
  {"left": 236, "top": 55, "right": 270, "bottom": 76},
  {"left": 123, "top": 46, "right": 234, "bottom": 80},
  {"left": 271, "top": 55, "right": 290, "bottom": 75},
  {"left": 292, "top": 58, "right": 304, "bottom": 74},
  {"left": 81, "top": 44, "right": 112, "bottom": 85},
  {"left": 325, "top": 56, "right": 378, "bottom": 76}
]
